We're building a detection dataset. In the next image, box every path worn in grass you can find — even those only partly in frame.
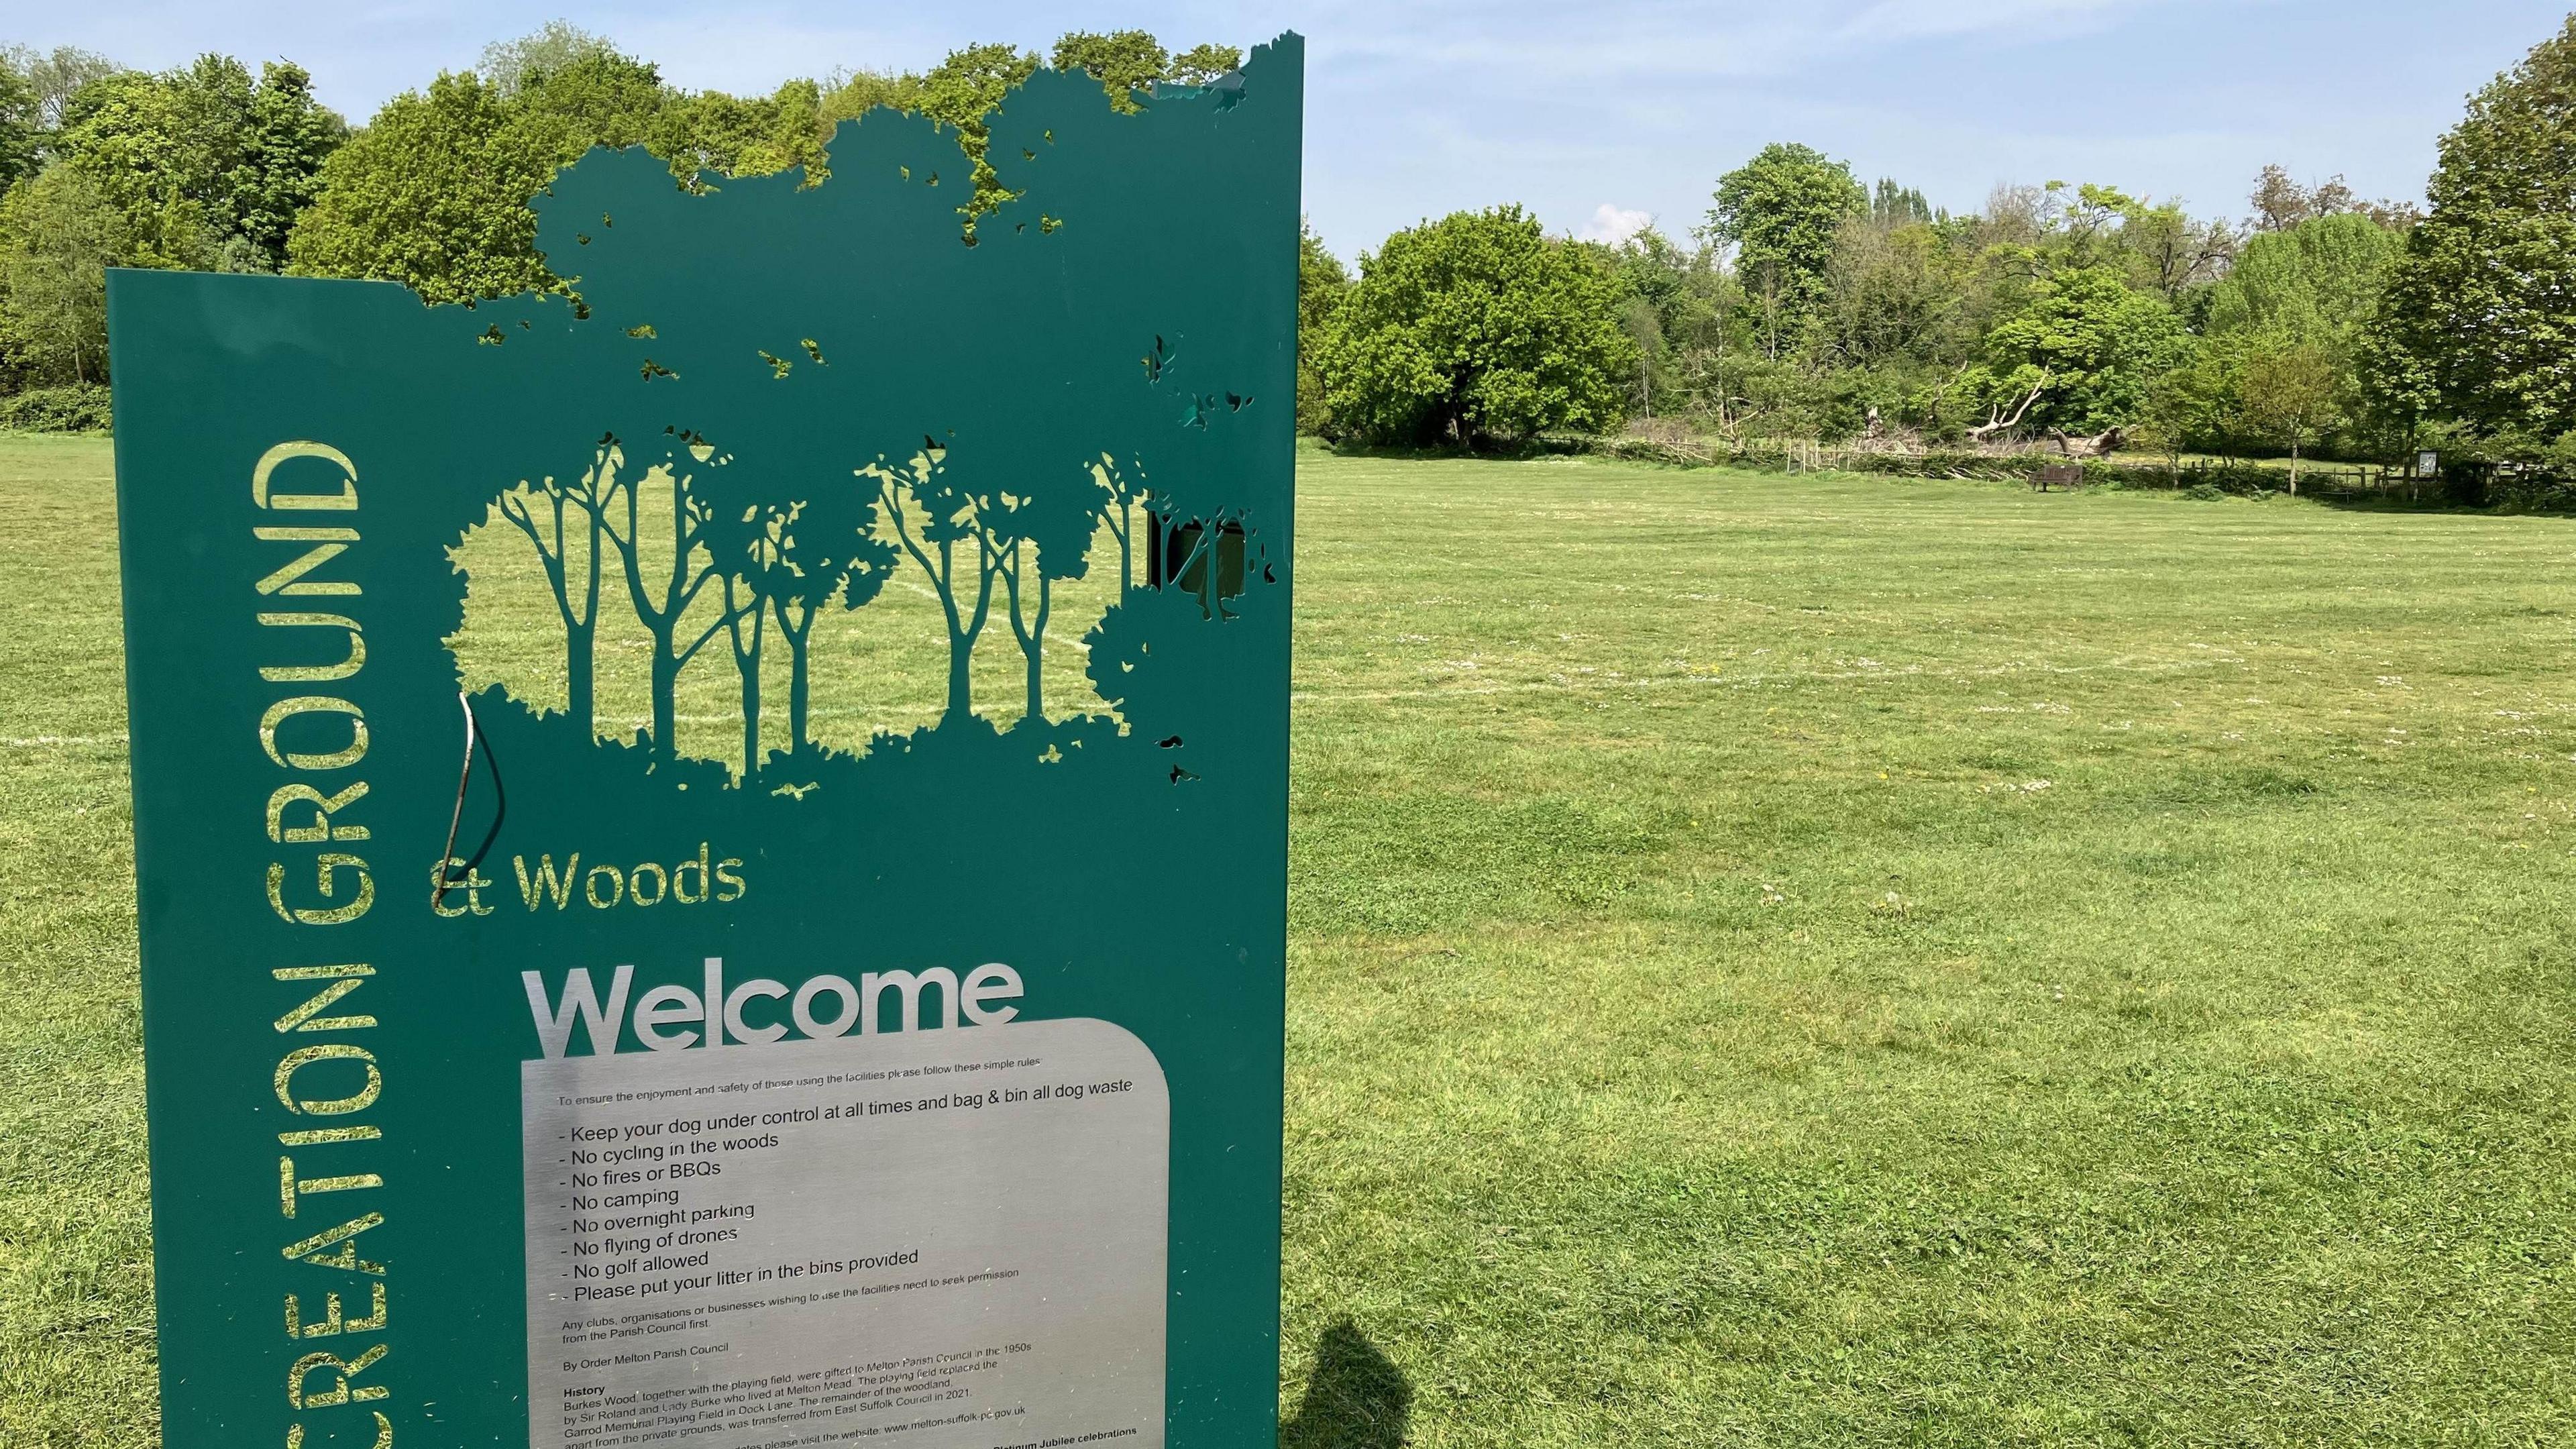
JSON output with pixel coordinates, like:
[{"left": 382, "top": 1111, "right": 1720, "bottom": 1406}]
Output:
[{"left": 5, "top": 436, "right": 2572, "bottom": 1446}]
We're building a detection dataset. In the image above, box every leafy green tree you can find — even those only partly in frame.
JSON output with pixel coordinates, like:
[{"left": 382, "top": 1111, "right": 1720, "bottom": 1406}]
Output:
[
  {"left": 0, "top": 166, "right": 125, "bottom": 383},
  {"left": 2371, "top": 16, "right": 2576, "bottom": 443},
  {"left": 53, "top": 67, "right": 228, "bottom": 269},
  {"left": 818, "top": 68, "right": 926, "bottom": 127},
  {"left": 2110, "top": 193, "right": 2237, "bottom": 302},
  {"left": 1295, "top": 221, "right": 1348, "bottom": 433},
  {"left": 287, "top": 71, "right": 562, "bottom": 301},
  {"left": 1316, "top": 206, "right": 1635, "bottom": 447},
  {"left": 1052, "top": 32, "right": 1168, "bottom": 111},
  {"left": 2167, "top": 213, "right": 2396, "bottom": 458},
  {"left": 2249, "top": 164, "right": 2418, "bottom": 233},
  {"left": 2206, "top": 212, "right": 2399, "bottom": 348},
  {"left": 1870, "top": 178, "right": 1935, "bottom": 227},
  {"left": 292, "top": 40, "right": 843, "bottom": 301},
  {"left": 2237, "top": 339, "right": 2343, "bottom": 486},
  {"left": 511, "top": 48, "right": 668, "bottom": 157},
  {"left": 1978, "top": 266, "right": 2188, "bottom": 435},
  {"left": 1705, "top": 143, "right": 1864, "bottom": 356},
  {"left": 0, "top": 58, "right": 36, "bottom": 192},
  {"left": 1820, "top": 217, "right": 1953, "bottom": 370},
  {"left": 917, "top": 44, "right": 1040, "bottom": 239},
  {"left": 1609, "top": 229, "right": 1732, "bottom": 423},
  {"left": 2141, "top": 338, "right": 2243, "bottom": 466},
  {"left": 478, "top": 21, "right": 622, "bottom": 99},
  {"left": 1169, "top": 44, "right": 1244, "bottom": 85},
  {"left": 239, "top": 64, "right": 346, "bottom": 268},
  {"left": 1049, "top": 32, "right": 1244, "bottom": 107},
  {"left": 657, "top": 80, "right": 826, "bottom": 180},
  {"left": 0, "top": 46, "right": 120, "bottom": 136},
  {"left": 49, "top": 55, "right": 343, "bottom": 272}
]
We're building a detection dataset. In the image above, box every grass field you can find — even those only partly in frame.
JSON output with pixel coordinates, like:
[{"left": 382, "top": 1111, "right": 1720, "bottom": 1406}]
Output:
[{"left": 6, "top": 433, "right": 2575, "bottom": 1446}]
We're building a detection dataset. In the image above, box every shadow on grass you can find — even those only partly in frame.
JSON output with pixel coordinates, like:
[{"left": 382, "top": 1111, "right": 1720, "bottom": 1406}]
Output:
[
  {"left": 1280, "top": 1318, "right": 1411, "bottom": 1449},
  {"left": 1307, "top": 440, "right": 1552, "bottom": 463},
  {"left": 2300, "top": 488, "right": 2576, "bottom": 517}
]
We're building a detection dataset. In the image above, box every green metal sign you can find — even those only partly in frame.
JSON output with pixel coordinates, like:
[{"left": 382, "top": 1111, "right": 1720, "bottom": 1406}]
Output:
[{"left": 109, "top": 39, "right": 1300, "bottom": 1449}]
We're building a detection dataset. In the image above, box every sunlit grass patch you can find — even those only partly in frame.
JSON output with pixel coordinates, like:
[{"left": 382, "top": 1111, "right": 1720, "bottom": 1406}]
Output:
[{"left": 7, "top": 436, "right": 2575, "bottom": 1446}]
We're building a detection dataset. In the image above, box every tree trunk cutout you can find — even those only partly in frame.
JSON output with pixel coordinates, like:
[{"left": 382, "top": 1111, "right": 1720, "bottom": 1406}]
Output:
[
  {"left": 494, "top": 439, "right": 618, "bottom": 739},
  {"left": 865, "top": 445, "right": 999, "bottom": 726},
  {"left": 597, "top": 440, "right": 737, "bottom": 765}
]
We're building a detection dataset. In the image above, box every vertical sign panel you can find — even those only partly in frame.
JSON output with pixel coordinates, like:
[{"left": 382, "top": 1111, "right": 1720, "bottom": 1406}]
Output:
[{"left": 109, "top": 40, "right": 1301, "bottom": 1449}]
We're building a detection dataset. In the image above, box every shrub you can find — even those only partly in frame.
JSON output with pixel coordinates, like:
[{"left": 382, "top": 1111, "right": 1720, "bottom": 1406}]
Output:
[
  {"left": 1315, "top": 206, "right": 1635, "bottom": 448},
  {"left": 0, "top": 382, "right": 113, "bottom": 433}
]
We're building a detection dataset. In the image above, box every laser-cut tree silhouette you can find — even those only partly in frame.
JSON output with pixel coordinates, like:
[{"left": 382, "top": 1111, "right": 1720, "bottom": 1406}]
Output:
[
  {"left": 1089, "top": 451, "right": 1150, "bottom": 594},
  {"left": 493, "top": 437, "right": 620, "bottom": 738},
  {"left": 597, "top": 433, "right": 742, "bottom": 765},
  {"left": 704, "top": 476, "right": 900, "bottom": 767},
  {"left": 771, "top": 485, "right": 898, "bottom": 754},
  {"left": 703, "top": 484, "right": 787, "bottom": 773},
  {"left": 862, "top": 441, "right": 1000, "bottom": 725},
  {"left": 983, "top": 460, "right": 1112, "bottom": 723}
]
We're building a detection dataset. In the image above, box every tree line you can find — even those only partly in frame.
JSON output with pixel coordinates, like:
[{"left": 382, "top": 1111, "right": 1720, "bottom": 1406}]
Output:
[
  {"left": 1301, "top": 14, "right": 2576, "bottom": 473},
  {"left": 0, "top": 23, "right": 1236, "bottom": 426},
  {"left": 7, "top": 15, "right": 2576, "bottom": 472}
]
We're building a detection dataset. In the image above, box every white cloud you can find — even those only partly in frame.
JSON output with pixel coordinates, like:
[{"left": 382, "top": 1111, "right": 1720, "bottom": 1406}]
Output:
[{"left": 1580, "top": 203, "right": 1654, "bottom": 245}]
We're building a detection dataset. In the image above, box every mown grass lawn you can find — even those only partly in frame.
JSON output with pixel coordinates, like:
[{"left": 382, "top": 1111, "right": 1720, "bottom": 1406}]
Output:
[{"left": 7, "top": 435, "right": 2575, "bottom": 1446}]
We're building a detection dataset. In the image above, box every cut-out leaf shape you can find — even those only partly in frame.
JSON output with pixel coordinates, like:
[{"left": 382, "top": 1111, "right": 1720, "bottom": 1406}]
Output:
[
  {"left": 1040, "top": 215, "right": 1063, "bottom": 234},
  {"left": 640, "top": 359, "right": 676, "bottom": 381},
  {"left": 759, "top": 350, "right": 792, "bottom": 380},
  {"left": 576, "top": 233, "right": 591, "bottom": 246},
  {"left": 1142, "top": 335, "right": 1175, "bottom": 382},
  {"left": 1227, "top": 392, "right": 1251, "bottom": 411},
  {"left": 801, "top": 338, "right": 826, "bottom": 365},
  {"left": 627, "top": 323, "right": 657, "bottom": 339},
  {"left": 477, "top": 325, "right": 504, "bottom": 345}
]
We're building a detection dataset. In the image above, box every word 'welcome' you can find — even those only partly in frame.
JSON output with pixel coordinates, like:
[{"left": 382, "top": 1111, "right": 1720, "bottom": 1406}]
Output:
[{"left": 523, "top": 959, "right": 1026, "bottom": 1059}]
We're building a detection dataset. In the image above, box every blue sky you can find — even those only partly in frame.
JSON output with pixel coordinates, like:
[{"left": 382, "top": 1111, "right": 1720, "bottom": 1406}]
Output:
[{"left": 11, "top": 1, "right": 2571, "bottom": 258}]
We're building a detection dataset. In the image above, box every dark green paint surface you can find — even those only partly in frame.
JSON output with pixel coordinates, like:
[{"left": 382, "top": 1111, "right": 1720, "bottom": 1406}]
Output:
[{"left": 109, "top": 39, "right": 1300, "bottom": 1449}]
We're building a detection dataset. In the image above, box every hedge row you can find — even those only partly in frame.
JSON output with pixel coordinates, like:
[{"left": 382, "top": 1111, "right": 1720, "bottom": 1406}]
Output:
[
  {"left": 1574, "top": 435, "right": 2297, "bottom": 493},
  {"left": 0, "top": 384, "right": 114, "bottom": 434}
]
